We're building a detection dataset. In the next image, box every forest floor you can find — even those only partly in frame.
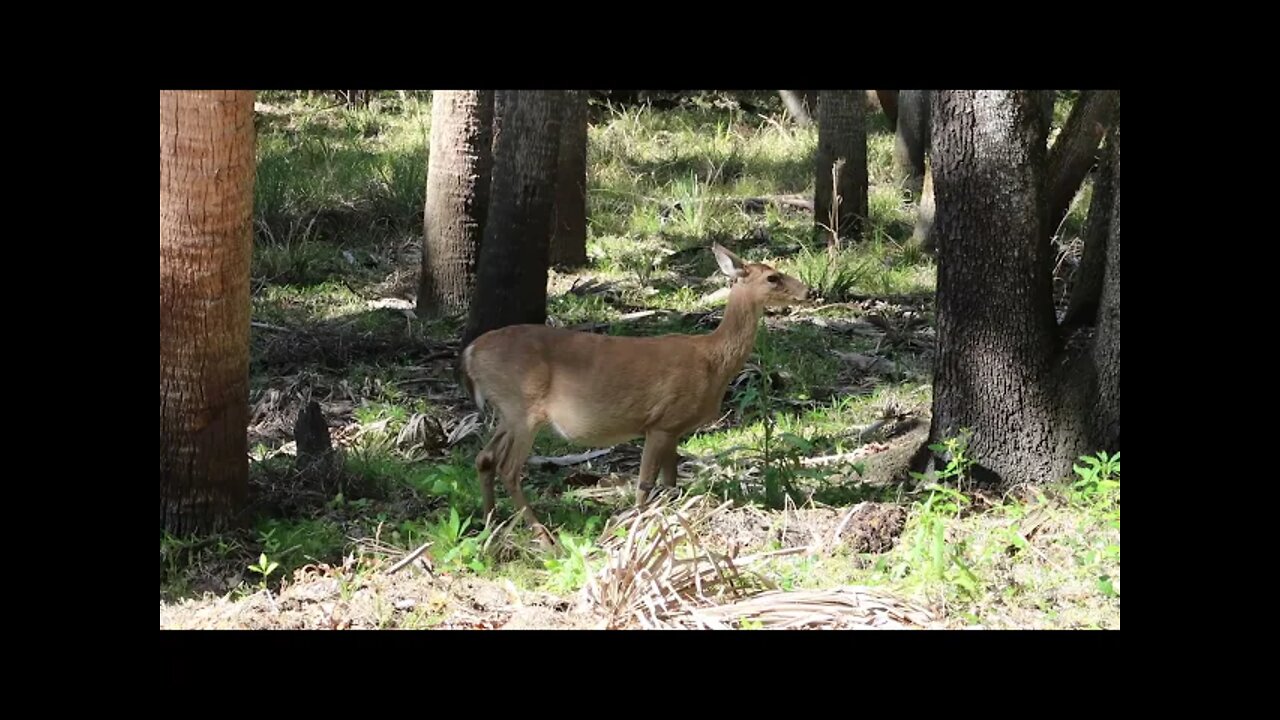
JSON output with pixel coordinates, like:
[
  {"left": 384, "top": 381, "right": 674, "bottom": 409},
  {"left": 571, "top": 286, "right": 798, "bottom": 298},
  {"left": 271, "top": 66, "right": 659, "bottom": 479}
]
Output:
[{"left": 160, "top": 91, "right": 1119, "bottom": 630}]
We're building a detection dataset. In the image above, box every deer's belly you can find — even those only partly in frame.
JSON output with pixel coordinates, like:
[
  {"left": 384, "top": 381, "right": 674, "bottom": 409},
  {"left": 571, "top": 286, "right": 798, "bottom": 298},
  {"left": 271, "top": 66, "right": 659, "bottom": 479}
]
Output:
[{"left": 546, "top": 413, "right": 641, "bottom": 447}]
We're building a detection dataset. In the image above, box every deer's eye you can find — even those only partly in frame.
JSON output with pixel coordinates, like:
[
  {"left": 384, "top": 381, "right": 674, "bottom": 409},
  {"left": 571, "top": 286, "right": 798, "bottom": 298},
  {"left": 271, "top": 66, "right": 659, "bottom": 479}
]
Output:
[{"left": 767, "top": 274, "right": 780, "bottom": 283}]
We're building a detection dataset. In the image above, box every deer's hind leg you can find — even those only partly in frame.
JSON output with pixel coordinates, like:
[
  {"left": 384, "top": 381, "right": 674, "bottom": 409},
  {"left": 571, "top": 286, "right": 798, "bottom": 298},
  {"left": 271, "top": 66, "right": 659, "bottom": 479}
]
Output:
[
  {"left": 494, "top": 421, "right": 555, "bottom": 547},
  {"left": 474, "top": 427, "right": 511, "bottom": 520},
  {"left": 635, "top": 430, "right": 679, "bottom": 506}
]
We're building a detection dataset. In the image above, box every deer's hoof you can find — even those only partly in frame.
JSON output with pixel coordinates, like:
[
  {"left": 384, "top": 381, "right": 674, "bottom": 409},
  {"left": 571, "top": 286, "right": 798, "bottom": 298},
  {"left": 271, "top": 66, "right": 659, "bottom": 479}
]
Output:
[{"left": 532, "top": 524, "right": 557, "bottom": 549}]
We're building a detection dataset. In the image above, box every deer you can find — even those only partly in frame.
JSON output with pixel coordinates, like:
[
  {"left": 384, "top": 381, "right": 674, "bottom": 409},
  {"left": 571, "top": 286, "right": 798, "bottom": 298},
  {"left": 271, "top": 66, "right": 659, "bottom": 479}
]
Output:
[{"left": 459, "top": 243, "right": 810, "bottom": 546}]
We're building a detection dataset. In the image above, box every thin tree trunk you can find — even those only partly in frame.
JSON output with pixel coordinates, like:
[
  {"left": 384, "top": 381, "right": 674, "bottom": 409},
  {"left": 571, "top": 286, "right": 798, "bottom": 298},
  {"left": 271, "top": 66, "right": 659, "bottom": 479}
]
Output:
[
  {"left": 814, "top": 91, "right": 868, "bottom": 245},
  {"left": 463, "top": 91, "right": 564, "bottom": 347},
  {"left": 160, "top": 90, "right": 255, "bottom": 535},
  {"left": 1045, "top": 90, "right": 1119, "bottom": 242},
  {"left": 1061, "top": 128, "right": 1116, "bottom": 329},
  {"left": 419, "top": 91, "right": 494, "bottom": 318},
  {"left": 894, "top": 90, "right": 930, "bottom": 196},
  {"left": 550, "top": 90, "right": 589, "bottom": 269},
  {"left": 925, "top": 90, "right": 1120, "bottom": 486},
  {"left": 876, "top": 90, "right": 899, "bottom": 128},
  {"left": 778, "top": 90, "right": 813, "bottom": 127}
]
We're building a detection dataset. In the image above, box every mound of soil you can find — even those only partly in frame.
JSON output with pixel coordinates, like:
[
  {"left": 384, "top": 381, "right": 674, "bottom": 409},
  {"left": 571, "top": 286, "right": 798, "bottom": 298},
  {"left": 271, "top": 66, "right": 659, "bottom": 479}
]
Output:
[{"left": 702, "top": 502, "right": 907, "bottom": 557}]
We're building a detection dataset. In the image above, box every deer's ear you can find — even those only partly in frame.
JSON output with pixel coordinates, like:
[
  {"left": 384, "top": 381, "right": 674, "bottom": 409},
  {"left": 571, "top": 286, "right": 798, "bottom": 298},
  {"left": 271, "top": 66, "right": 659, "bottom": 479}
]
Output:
[{"left": 712, "top": 243, "right": 747, "bottom": 278}]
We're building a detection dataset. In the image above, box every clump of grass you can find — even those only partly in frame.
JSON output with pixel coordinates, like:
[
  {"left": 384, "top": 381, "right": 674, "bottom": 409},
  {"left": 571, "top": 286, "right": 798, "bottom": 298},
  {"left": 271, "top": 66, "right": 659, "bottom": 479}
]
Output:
[{"left": 786, "top": 245, "right": 877, "bottom": 302}]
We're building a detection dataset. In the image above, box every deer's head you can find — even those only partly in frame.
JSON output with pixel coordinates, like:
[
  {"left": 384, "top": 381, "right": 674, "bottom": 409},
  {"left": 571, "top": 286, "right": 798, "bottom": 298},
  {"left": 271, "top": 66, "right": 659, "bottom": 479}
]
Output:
[{"left": 712, "top": 242, "right": 810, "bottom": 307}]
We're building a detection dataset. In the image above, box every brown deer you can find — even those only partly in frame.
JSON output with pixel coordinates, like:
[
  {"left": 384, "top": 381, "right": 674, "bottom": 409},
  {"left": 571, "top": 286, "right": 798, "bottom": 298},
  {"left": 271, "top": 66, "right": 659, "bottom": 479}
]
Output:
[{"left": 459, "top": 243, "right": 810, "bottom": 545}]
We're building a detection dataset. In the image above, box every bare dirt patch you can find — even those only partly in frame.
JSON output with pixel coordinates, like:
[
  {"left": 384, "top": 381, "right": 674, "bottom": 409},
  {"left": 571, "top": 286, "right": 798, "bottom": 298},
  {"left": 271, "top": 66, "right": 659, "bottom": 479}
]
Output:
[
  {"left": 702, "top": 502, "right": 908, "bottom": 556},
  {"left": 160, "top": 563, "right": 603, "bottom": 630}
]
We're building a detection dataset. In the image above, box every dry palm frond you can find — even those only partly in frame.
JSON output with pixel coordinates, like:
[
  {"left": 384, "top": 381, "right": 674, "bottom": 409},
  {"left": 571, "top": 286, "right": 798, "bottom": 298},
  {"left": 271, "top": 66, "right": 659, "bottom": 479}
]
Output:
[
  {"left": 446, "top": 412, "right": 482, "bottom": 446},
  {"left": 582, "top": 493, "right": 758, "bottom": 629},
  {"left": 581, "top": 493, "right": 938, "bottom": 630},
  {"left": 671, "top": 586, "right": 938, "bottom": 630}
]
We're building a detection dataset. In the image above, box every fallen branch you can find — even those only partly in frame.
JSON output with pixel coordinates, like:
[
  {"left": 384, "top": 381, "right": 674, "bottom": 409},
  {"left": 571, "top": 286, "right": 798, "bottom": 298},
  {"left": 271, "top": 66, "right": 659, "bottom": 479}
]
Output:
[
  {"left": 528, "top": 447, "right": 614, "bottom": 468},
  {"left": 386, "top": 540, "right": 433, "bottom": 575},
  {"left": 569, "top": 310, "right": 663, "bottom": 332},
  {"left": 251, "top": 320, "right": 290, "bottom": 332},
  {"left": 739, "top": 194, "right": 814, "bottom": 213},
  {"left": 800, "top": 445, "right": 888, "bottom": 467}
]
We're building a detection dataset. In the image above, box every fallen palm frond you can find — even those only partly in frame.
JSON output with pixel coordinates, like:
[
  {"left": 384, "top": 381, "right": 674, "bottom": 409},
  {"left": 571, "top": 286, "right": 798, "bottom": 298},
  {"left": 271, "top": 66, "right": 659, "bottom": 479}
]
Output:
[
  {"left": 671, "top": 585, "right": 938, "bottom": 629},
  {"left": 582, "top": 493, "right": 759, "bottom": 629},
  {"left": 580, "top": 493, "right": 938, "bottom": 630}
]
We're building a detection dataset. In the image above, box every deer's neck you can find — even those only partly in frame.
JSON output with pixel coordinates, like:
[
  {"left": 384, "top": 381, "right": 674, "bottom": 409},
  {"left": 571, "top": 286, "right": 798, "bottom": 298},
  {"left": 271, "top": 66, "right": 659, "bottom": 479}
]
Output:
[{"left": 708, "top": 284, "right": 763, "bottom": 375}]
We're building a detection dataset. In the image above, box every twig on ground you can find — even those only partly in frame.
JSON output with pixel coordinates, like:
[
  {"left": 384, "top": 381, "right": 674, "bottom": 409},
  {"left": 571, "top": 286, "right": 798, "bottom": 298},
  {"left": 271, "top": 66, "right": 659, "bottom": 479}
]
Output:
[{"left": 386, "top": 541, "right": 433, "bottom": 575}]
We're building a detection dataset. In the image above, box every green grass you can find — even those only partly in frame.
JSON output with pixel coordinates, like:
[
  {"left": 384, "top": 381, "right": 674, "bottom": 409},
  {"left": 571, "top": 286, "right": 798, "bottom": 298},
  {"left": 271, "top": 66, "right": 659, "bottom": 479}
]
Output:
[{"left": 162, "top": 91, "right": 1115, "bottom": 630}]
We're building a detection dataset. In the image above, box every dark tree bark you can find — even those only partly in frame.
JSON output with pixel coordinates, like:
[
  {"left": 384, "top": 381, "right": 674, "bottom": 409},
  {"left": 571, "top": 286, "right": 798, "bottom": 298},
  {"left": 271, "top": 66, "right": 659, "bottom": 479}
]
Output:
[
  {"left": 418, "top": 91, "right": 494, "bottom": 318},
  {"left": 894, "top": 90, "right": 931, "bottom": 196},
  {"left": 1090, "top": 120, "right": 1121, "bottom": 448},
  {"left": 550, "top": 90, "right": 589, "bottom": 269},
  {"left": 463, "top": 91, "right": 564, "bottom": 347},
  {"left": 814, "top": 90, "right": 868, "bottom": 245},
  {"left": 160, "top": 90, "right": 255, "bottom": 535},
  {"left": 294, "top": 400, "right": 335, "bottom": 477},
  {"left": 876, "top": 90, "right": 899, "bottom": 128},
  {"left": 1062, "top": 126, "right": 1117, "bottom": 329},
  {"left": 1044, "top": 90, "right": 1119, "bottom": 242},
  {"left": 778, "top": 90, "right": 813, "bottom": 127},
  {"left": 1040, "top": 91, "right": 1057, "bottom": 130},
  {"left": 925, "top": 90, "right": 1120, "bottom": 487}
]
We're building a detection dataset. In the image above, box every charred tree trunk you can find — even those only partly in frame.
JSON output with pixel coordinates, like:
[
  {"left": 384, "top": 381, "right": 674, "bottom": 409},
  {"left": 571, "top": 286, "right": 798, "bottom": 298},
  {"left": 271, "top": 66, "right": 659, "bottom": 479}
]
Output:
[
  {"left": 778, "top": 90, "right": 813, "bottom": 127},
  {"left": 463, "top": 91, "right": 564, "bottom": 347},
  {"left": 1062, "top": 125, "right": 1117, "bottom": 329},
  {"left": 894, "top": 90, "right": 931, "bottom": 196},
  {"left": 876, "top": 90, "right": 899, "bottom": 128},
  {"left": 926, "top": 90, "right": 1120, "bottom": 487},
  {"left": 550, "top": 90, "right": 589, "bottom": 269},
  {"left": 814, "top": 91, "right": 868, "bottom": 245},
  {"left": 418, "top": 91, "right": 494, "bottom": 318},
  {"left": 159, "top": 90, "right": 255, "bottom": 535},
  {"left": 1045, "top": 90, "right": 1119, "bottom": 242}
]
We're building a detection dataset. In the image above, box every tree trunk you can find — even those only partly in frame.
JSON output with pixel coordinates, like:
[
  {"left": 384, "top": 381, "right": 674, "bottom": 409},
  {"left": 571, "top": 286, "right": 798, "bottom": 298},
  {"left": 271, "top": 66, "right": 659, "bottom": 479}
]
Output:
[
  {"left": 1044, "top": 90, "right": 1119, "bottom": 242},
  {"left": 160, "top": 90, "right": 255, "bottom": 535},
  {"left": 814, "top": 91, "right": 868, "bottom": 245},
  {"left": 876, "top": 90, "right": 899, "bottom": 128},
  {"left": 928, "top": 90, "right": 1064, "bottom": 486},
  {"left": 778, "top": 90, "right": 813, "bottom": 127},
  {"left": 926, "top": 90, "right": 1120, "bottom": 487},
  {"left": 1061, "top": 127, "right": 1116, "bottom": 329},
  {"left": 550, "top": 90, "right": 589, "bottom": 269},
  {"left": 418, "top": 91, "right": 495, "bottom": 318},
  {"left": 1089, "top": 119, "right": 1121, "bottom": 449},
  {"left": 894, "top": 90, "right": 930, "bottom": 196},
  {"left": 463, "top": 91, "right": 564, "bottom": 347}
]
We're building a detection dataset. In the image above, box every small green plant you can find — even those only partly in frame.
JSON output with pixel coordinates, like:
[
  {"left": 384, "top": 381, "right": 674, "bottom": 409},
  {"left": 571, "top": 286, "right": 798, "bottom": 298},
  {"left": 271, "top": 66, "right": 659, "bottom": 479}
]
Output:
[
  {"left": 1072, "top": 450, "right": 1120, "bottom": 499},
  {"left": 893, "top": 432, "right": 982, "bottom": 599},
  {"left": 429, "top": 508, "right": 491, "bottom": 574},
  {"left": 542, "top": 533, "right": 601, "bottom": 593},
  {"left": 912, "top": 428, "right": 976, "bottom": 489},
  {"left": 248, "top": 553, "right": 281, "bottom": 588}
]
